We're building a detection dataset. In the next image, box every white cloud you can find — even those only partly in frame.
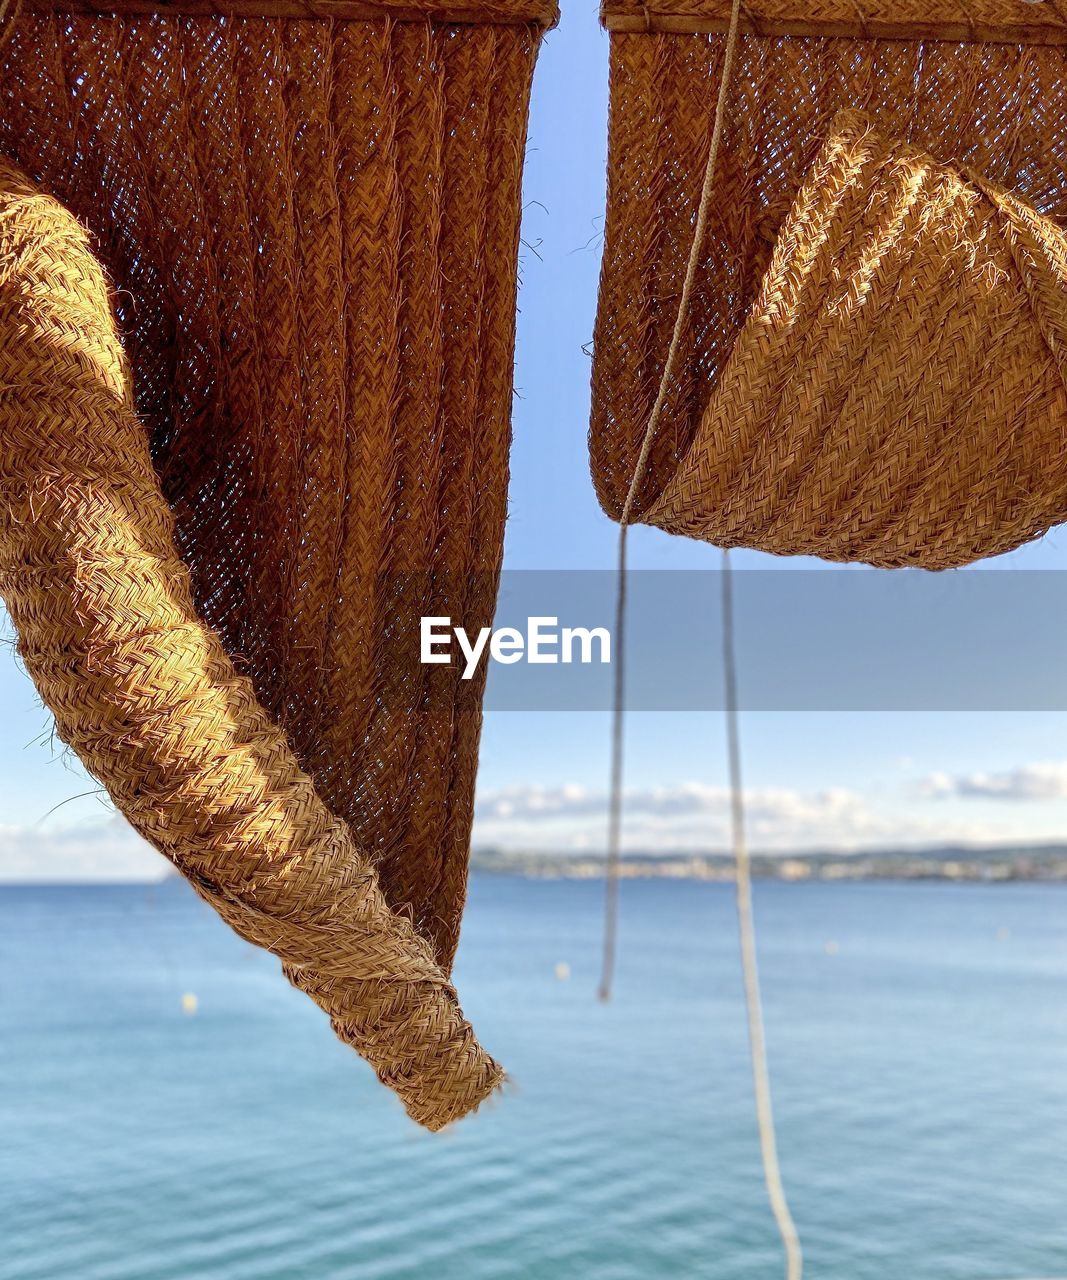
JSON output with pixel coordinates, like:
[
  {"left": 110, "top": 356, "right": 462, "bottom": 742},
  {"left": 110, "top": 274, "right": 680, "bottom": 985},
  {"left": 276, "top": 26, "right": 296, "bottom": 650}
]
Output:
[
  {"left": 8, "top": 766, "right": 1061, "bottom": 881},
  {"left": 0, "top": 816, "right": 169, "bottom": 883},
  {"left": 920, "top": 761, "right": 1067, "bottom": 802},
  {"left": 473, "top": 781, "right": 997, "bottom": 855}
]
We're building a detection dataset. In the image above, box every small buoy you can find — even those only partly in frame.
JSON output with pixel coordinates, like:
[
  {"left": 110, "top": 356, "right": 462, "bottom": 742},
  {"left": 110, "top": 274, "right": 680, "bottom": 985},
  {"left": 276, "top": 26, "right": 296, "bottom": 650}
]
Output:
[
  {"left": 824, "top": 941, "right": 839, "bottom": 956},
  {"left": 181, "top": 992, "right": 199, "bottom": 1015},
  {"left": 554, "top": 962, "right": 571, "bottom": 981}
]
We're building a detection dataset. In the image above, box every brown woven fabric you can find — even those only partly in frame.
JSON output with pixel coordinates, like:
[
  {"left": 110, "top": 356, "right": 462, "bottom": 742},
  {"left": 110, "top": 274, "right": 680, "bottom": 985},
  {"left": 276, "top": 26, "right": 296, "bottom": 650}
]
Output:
[
  {"left": 0, "top": 5, "right": 548, "bottom": 1127},
  {"left": 590, "top": 7, "right": 1067, "bottom": 566}
]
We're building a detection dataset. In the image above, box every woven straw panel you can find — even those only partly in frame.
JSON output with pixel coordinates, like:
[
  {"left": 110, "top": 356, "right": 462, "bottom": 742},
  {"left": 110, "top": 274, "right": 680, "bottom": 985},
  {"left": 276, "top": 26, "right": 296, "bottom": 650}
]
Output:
[
  {"left": 0, "top": 9, "right": 546, "bottom": 1126},
  {"left": 589, "top": 18, "right": 1067, "bottom": 562}
]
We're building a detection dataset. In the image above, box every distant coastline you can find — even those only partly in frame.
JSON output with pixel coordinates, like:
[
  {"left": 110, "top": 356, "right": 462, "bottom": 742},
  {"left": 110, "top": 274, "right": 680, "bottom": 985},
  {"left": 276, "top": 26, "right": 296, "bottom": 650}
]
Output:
[
  {"left": 7, "top": 844, "right": 1067, "bottom": 888},
  {"left": 471, "top": 844, "right": 1067, "bottom": 882}
]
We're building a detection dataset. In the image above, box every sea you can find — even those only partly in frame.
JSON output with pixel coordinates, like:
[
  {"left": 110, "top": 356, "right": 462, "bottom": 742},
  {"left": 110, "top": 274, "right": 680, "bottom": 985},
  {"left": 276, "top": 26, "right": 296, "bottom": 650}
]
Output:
[{"left": 1, "top": 876, "right": 1065, "bottom": 1280}]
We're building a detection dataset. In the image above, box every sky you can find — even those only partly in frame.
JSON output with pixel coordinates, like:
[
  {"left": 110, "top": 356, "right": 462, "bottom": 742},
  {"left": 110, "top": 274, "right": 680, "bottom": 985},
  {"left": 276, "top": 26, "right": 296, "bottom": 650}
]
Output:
[{"left": 4, "top": 8, "right": 1067, "bottom": 879}]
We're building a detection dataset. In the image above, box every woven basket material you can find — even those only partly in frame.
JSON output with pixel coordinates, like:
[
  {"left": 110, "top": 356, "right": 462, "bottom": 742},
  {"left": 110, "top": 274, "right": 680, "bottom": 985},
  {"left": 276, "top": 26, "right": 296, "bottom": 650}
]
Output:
[
  {"left": 0, "top": 9, "right": 545, "bottom": 1126},
  {"left": 643, "top": 112, "right": 1067, "bottom": 566},
  {"left": 590, "top": 16, "right": 1067, "bottom": 565}
]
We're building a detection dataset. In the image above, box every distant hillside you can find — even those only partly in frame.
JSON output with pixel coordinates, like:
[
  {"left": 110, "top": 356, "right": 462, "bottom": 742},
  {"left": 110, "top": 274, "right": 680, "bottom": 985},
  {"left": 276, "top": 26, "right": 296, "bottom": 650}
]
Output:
[{"left": 470, "top": 843, "right": 1067, "bottom": 882}]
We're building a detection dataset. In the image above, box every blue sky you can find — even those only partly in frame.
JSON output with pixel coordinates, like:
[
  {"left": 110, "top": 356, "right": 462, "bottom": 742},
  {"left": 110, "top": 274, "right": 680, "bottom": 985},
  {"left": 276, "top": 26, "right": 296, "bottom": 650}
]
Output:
[{"left": 4, "top": 7, "right": 1067, "bottom": 879}]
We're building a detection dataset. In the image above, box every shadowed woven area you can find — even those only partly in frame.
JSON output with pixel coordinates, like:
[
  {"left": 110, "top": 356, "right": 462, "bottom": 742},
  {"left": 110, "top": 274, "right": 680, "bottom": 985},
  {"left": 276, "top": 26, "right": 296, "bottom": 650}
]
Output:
[
  {"left": 590, "top": 5, "right": 1067, "bottom": 565},
  {"left": 0, "top": 6, "right": 548, "bottom": 1126}
]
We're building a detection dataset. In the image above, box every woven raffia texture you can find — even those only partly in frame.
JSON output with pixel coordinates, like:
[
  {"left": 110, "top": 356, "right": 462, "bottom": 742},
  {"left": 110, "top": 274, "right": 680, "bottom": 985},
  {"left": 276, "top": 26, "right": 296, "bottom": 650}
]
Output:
[
  {"left": 0, "top": 6, "right": 548, "bottom": 1128},
  {"left": 591, "top": 4, "right": 1067, "bottom": 566}
]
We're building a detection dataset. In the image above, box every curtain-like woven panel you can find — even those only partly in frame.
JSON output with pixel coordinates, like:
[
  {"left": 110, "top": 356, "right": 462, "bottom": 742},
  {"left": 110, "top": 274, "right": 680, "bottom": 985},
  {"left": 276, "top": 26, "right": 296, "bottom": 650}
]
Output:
[
  {"left": 0, "top": 6, "right": 548, "bottom": 1126},
  {"left": 590, "top": 3, "right": 1067, "bottom": 558},
  {"left": 0, "top": 12, "right": 537, "bottom": 970}
]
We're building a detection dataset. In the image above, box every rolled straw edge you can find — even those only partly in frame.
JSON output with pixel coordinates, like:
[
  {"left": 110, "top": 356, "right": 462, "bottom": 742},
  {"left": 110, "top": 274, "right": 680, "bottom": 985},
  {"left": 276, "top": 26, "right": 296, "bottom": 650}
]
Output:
[{"left": 0, "top": 157, "right": 501, "bottom": 1133}]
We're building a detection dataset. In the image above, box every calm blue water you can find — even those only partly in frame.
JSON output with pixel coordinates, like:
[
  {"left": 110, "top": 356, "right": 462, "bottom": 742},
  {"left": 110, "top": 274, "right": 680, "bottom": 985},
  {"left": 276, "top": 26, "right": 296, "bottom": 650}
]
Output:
[{"left": 1, "top": 876, "right": 1065, "bottom": 1280}]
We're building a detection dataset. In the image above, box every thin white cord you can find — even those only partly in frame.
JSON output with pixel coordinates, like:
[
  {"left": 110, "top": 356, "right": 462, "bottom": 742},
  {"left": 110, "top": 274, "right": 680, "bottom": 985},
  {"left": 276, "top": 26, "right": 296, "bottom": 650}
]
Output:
[
  {"left": 593, "top": 4, "right": 804, "bottom": 1271},
  {"left": 598, "top": 519, "right": 628, "bottom": 1001},
  {"left": 598, "top": 0, "right": 743, "bottom": 1003},
  {"left": 722, "top": 549, "right": 803, "bottom": 1280}
]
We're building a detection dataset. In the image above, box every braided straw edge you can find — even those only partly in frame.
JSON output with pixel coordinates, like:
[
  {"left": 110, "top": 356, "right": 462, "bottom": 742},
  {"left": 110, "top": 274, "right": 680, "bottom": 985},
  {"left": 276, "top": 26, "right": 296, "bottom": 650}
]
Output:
[
  {"left": 0, "top": 156, "right": 504, "bottom": 1132},
  {"left": 600, "top": 0, "right": 1067, "bottom": 43},
  {"left": 22, "top": 0, "right": 561, "bottom": 27}
]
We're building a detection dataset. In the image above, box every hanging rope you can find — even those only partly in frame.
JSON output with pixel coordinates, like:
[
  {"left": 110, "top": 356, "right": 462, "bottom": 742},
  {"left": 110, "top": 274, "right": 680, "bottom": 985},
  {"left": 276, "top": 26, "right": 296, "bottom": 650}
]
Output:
[
  {"left": 598, "top": 0, "right": 743, "bottom": 1002},
  {"left": 721, "top": 550, "right": 803, "bottom": 1280},
  {"left": 596, "top": 3, "right": 804, "bottom": 1273}
]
